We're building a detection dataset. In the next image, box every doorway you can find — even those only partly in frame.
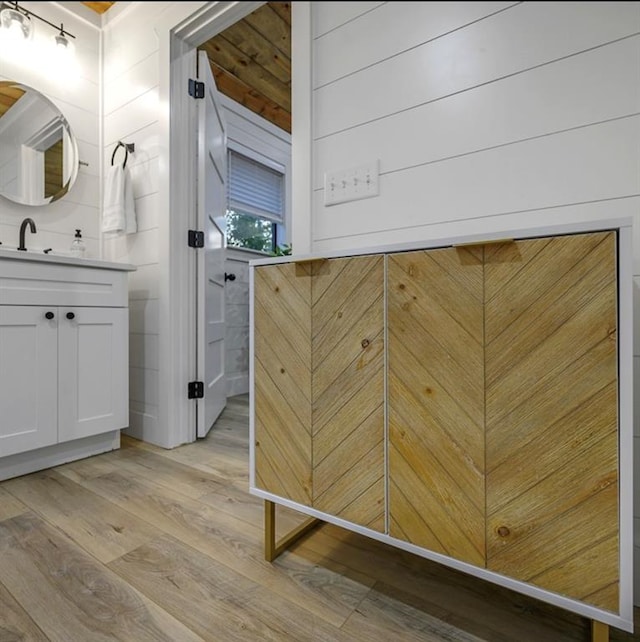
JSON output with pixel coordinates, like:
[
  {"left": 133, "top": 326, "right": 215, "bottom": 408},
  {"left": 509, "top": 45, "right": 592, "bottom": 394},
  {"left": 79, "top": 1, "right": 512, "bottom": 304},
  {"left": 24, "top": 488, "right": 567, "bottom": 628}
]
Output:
[
  {"left": 198, "top": 3, "right": 292, "bottom": 414},
  {"left": 168, "top": 2, "right": 295, "bottom": 445}
]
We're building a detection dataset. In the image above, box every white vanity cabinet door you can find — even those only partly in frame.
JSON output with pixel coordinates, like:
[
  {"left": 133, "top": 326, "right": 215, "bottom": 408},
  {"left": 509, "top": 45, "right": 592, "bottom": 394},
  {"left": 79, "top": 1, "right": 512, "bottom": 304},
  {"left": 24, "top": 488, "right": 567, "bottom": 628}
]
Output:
[
  {"left": 57, "top": 307, "right": 128, "bottom": 442},
  {"left": 0, "top": 306, "right": 58, "bottom": 457}
]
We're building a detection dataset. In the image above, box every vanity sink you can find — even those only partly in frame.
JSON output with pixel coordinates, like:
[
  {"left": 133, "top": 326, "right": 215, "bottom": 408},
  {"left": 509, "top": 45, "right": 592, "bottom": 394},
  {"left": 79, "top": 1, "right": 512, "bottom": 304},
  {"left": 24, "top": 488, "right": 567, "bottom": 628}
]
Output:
[
  {"left": 0, "top": 246, "right": 136, "bottom": 271},
  {"left": 0, "top": 242, "right": 133, "bottom": 480}
]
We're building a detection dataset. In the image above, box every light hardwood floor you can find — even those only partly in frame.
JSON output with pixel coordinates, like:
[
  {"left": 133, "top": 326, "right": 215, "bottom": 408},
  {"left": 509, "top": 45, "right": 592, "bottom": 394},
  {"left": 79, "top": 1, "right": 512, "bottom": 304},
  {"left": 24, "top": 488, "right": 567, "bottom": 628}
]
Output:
[{"left": 0, "top": 394, "right": 638, "bottom": 641}]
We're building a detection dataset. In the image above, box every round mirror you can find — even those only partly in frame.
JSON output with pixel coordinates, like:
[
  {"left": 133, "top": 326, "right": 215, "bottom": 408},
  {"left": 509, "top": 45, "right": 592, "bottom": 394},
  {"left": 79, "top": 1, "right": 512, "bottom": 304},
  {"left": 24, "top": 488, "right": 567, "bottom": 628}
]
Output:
[{"left": 0, "top": 81, "right": 79, "bottom": 206}]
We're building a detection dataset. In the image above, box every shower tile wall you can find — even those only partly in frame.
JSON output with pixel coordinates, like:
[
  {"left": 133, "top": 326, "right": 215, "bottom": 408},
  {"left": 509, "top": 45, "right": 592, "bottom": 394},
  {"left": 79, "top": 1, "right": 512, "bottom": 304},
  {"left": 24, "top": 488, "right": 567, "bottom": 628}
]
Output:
[{"left": 225, "top": 251, "right": 252, "bottom": 396}]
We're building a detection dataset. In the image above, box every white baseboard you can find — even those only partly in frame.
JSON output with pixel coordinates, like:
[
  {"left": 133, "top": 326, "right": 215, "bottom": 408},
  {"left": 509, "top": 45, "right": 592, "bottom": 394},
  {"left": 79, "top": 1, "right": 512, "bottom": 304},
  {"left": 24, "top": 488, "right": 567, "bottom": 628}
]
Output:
[{"left": 0, "top": 431, "right": 120, "bottom": 481}]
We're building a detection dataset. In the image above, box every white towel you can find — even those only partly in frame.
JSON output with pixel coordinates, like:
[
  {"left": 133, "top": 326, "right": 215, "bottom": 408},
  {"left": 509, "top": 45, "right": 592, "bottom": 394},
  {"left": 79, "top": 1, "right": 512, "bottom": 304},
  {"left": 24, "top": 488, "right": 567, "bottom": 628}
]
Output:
[{"left": 102, "top": 164, "right": 137, "bottom": 235}]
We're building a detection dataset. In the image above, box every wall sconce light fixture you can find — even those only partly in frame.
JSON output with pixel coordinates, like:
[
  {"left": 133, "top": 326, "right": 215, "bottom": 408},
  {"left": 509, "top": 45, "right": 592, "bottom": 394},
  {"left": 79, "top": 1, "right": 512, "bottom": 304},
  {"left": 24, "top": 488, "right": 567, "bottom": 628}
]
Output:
[
  {"left": 0, "top": 3, "right": 32, "bottom": 40},
  {"left": 53, "top": 26, "right": 75, "bottom": 55},
  {"left": 0, "top": 2, "right": 76, "bottom": 51}
]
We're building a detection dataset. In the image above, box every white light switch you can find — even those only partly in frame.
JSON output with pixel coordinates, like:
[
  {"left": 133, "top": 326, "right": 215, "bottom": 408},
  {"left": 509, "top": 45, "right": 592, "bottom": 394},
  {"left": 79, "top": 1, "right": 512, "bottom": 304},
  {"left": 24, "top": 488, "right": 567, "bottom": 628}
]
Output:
[{"left": 324, "top": 160, "right": 379, "bottom": 206}]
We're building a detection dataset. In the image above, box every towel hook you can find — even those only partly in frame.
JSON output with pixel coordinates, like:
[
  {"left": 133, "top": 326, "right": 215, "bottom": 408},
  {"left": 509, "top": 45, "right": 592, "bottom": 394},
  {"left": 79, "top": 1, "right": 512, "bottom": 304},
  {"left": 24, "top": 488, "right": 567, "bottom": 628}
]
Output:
[{"left": 111, "top": 141, "right": 135, "bottom": 169}]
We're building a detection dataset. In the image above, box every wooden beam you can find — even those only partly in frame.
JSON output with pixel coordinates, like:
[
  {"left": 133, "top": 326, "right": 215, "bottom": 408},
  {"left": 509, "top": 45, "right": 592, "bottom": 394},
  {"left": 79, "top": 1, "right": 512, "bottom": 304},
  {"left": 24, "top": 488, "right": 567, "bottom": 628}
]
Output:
[
  {"left": 215, "top": 19, "right": 291, "bottom": 84},
  {"left": 200, "top": 38, "right": 290, "bottom": 112},
  {"left": 268, "top": 2, "right": 291, "bottom": 29},
  {"left": 245, "top": 4, "right": 291, "bottom": 58},
  {"left": 209, "top": 62, "right": 291, "bottom": 133}
]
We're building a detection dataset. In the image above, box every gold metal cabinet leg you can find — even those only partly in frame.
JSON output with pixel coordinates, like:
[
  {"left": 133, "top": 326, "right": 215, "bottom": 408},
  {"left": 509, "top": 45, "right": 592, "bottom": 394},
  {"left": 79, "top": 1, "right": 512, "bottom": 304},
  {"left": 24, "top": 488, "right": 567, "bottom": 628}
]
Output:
[
  {"left": 264, "top": 500, "right": 276, "bottom": 561},
  {"left": 264, "top": 499, "right": 321, "bottom": 562},
  {"left": 591, "top": 620, "right": 608, "bottom": 642}
]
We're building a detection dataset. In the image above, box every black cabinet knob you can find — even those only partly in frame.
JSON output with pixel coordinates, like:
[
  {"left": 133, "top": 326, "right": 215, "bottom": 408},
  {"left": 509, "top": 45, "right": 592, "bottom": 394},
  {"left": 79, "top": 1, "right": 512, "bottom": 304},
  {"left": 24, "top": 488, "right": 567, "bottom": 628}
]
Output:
[
  {"left": 224, "top": 272, "right": 236, "bottom": 282},
  {"left": 66, "top": 312, "right": 75, "bottom": 320},
  {"left": 45, "top": 311, "right": 54, "bottom": 320}
]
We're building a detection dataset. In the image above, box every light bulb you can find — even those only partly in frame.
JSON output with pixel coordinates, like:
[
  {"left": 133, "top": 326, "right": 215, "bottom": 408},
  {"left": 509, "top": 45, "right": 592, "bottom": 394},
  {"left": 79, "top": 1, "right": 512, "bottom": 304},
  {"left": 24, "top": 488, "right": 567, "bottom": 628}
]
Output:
[
  {"left": 0, "top": 7, "right": 32, "bottom": 41},
  {"left": 53, "top": 31, "right": 74, "bottom": 55}
]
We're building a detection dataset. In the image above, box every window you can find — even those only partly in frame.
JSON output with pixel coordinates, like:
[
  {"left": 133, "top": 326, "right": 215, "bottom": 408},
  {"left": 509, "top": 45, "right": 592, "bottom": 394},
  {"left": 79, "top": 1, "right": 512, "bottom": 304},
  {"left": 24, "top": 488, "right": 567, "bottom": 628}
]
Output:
[{"left": 226, "top": 149, "right": 285, "bottom": 253}]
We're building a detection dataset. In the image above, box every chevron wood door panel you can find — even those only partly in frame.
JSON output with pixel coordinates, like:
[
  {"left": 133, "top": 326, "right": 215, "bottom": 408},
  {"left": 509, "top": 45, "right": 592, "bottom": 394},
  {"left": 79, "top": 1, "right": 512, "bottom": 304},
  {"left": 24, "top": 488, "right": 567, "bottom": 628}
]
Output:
[
  {"left": 485, "top": 231, "right": 619, "bottom": 612},
  {"left": 254, "top": 263, "right": 313, "bottom": 506},
  {"left": 388, "top": 247, "right": 485, "bottom": 566},
  {"left": 311, "top": 256, "right": 385, "bottom": 532}
]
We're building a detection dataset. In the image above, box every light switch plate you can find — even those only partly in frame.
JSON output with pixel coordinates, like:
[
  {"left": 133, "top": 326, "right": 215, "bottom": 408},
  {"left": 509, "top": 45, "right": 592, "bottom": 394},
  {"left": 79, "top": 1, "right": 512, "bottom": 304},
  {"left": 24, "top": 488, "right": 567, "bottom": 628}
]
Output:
[{"left": 324, "top": 160, "right": 379, "bottom": 206}]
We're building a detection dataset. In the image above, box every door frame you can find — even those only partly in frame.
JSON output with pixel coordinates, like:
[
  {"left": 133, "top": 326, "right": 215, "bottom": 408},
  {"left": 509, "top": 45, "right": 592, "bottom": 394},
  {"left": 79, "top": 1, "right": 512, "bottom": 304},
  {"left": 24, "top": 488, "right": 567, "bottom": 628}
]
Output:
[{"left": 156, "top": 2, "right": 312, "bottom": 446}]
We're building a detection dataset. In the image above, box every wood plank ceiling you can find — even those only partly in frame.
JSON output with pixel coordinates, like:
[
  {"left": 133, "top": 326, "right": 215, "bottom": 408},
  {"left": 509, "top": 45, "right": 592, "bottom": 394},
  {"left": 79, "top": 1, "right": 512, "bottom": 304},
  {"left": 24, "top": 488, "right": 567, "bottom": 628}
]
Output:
[
  {"left": 0, "top": 82, "right": 25, "bottom": 118},
  {"left": 81, "top": 2, "right": 115, "bottom": 14},
  {"left": 81, "top": 2, "right": 291, "bottom": 133}
]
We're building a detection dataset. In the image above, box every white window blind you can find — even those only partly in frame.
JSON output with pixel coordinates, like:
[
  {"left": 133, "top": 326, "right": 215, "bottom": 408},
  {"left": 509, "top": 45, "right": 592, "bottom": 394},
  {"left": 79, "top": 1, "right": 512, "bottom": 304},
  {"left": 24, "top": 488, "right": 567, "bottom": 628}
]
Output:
[{"left": 227, "top": 150, "right": 284, "bottom": 223}]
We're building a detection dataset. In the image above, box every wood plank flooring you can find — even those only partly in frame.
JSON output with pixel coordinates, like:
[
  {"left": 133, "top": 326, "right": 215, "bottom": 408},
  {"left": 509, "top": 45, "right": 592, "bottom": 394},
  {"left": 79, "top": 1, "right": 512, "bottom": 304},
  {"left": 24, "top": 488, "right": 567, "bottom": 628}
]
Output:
[{"left": 0, "top": 394, "right": 638, "bottom": 641}]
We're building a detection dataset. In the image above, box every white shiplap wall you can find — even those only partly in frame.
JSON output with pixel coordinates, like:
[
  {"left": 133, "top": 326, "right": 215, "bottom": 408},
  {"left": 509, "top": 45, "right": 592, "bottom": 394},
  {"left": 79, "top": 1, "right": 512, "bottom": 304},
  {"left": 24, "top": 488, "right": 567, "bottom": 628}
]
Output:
[
  {"left": 308, "top": 0, "right": 640, "bottom": 600},
  {"left": 0, "top": 2, "right": 100, "bottom": 255},
  {"left": 310, "top": 1, "right": 640, "bottom": 250},
  {"left": 101, "top": 2, "right": 166, "bottom": 446},
  {"left": 102, "top": 2, "right": 186, "bottom": 446},
  {"left": 100, "top": 1, "right": 209, "bottom": 448}
]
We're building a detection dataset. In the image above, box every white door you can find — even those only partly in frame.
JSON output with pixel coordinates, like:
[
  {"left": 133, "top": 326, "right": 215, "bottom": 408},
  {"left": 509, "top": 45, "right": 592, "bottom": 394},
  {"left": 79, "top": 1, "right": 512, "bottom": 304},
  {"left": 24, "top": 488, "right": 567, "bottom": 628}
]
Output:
[
  {"left": 58, "top": 307, "right": 128, "bottom": 442},
  {"left": 0, "top": 306, "right": 57, "bottom": 457},
  {"left": 196, "top": 49, "right": 227, "bottom": 438}
]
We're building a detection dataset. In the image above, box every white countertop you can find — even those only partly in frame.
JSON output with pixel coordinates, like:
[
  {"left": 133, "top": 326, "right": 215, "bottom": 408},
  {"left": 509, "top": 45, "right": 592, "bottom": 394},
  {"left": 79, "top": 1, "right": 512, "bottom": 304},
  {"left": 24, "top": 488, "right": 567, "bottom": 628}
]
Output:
[{"left": 0, "top": 247, "right": 137, "bottom": 271}]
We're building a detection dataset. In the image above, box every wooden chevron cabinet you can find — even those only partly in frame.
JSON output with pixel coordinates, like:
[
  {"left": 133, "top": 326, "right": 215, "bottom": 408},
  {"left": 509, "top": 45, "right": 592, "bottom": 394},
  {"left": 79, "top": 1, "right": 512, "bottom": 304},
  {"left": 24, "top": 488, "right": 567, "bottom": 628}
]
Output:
[
  {"left": 387, "top": 245, "right": 486, "bottom": 568},
  {"left": 253, "top": 255, "right": 385, "bottom": 531},
  {"left": 250, "top": 220, "right": 634, "bottom": 638}
]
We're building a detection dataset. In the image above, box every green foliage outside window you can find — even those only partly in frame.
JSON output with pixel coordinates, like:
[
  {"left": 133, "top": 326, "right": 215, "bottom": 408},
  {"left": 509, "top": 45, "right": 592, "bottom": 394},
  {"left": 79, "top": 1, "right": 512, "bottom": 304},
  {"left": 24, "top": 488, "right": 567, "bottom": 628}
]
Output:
[
  {"left": 272, "top": 243, "right": 292, "bottom": 256},
  {"left": 226, "top": 209, "right": 274, "bottom": 253}
]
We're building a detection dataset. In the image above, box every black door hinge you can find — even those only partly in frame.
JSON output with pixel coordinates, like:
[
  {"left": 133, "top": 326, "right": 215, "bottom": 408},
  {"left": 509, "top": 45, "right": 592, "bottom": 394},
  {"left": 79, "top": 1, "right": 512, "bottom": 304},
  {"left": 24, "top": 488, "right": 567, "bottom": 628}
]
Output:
[
  {"left": 188, "top": 230, "right": 204, "bottom": 248},
  {"left": 188, "top": 79, "right": 205, "bottom": 99},
  {"left": 188, "top": 381, "right": 204, "bottom": 399}
]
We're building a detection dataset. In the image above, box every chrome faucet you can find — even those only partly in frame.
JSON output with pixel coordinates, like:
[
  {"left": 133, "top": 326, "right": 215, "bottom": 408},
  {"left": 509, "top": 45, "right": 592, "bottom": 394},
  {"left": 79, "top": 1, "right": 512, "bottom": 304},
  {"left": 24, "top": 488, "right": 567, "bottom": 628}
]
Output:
[{"left": 17, "top": 218, "right": 36, "bottom": 251}]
